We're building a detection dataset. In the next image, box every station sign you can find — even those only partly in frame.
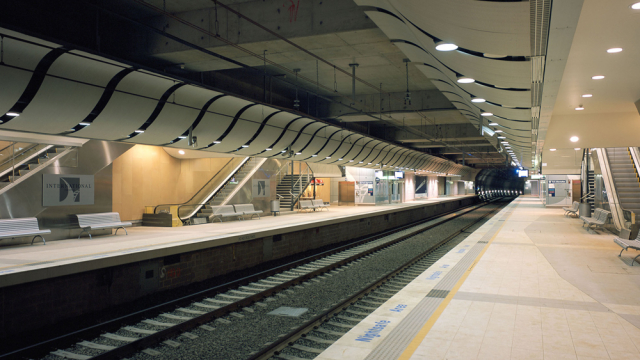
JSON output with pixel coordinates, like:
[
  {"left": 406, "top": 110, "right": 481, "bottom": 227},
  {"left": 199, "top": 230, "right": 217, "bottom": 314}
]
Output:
[{"left": 42, "top": 174, "right": 94, "bottom": 206}]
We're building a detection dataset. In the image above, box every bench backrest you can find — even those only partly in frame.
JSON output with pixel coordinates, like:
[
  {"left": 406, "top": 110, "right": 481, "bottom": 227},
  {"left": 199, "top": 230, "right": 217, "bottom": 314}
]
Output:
[
  {"left": 592, "top": 208, "right": 603, "bottom": 219},
  {"left": 300, "top": 200, "right": 314, "bottom": 208},
  {"left": 233, "top": 204, "right": 255, "bottom": 213},
  {"left": 572, "top": 201, "right": 579, "bottom": 211},
  {"left": 598, "top": 210, "right": 611, "bottom": 222},
  {"left": 312, "top": 199, "right": 324, "bottom": 207},
  {"left": 0, "top": 217, "right": 42, "bottom": 233},
  {"left": 76, "top": 212, "right": 123, "bottom": 227},
  {"left": 210, "top": 205, "right": 236, "bottom": 214}
]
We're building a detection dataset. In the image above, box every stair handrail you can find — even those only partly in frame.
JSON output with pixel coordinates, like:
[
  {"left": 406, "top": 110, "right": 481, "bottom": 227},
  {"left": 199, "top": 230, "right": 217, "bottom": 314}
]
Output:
[
  {"left": 274, "top": 161, "right": 291, "bottom": 186},
  {"left": 597, "top": 148, "right": 624, "bottom": 230},
  {"left": 153, "top": 157, "right": 249, "bottom": 216},
  {"left": 289, "top": 163, "right": 314, "bottom": 210},
  {"left": 0, "top": 143, "right": 55, "bottom": 180}
]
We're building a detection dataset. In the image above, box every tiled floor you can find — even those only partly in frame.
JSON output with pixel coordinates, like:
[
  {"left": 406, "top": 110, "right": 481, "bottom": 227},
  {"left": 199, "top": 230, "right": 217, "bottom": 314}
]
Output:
[
  {"left": 317, "top": 197, "right": 640, "bottom": 360},
  {"left": 0, "top": 196, "right": 471, "bottom": 287}
]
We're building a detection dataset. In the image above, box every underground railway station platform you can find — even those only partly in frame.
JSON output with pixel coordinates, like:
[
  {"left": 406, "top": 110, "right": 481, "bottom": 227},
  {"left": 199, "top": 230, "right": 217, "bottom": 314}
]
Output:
[{"left": 316, "top": 196, "right": 640, "bottom": 360}]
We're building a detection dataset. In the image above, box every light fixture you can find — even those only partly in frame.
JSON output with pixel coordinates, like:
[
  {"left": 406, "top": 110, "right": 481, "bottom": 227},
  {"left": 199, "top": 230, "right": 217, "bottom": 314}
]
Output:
[
  {"left": 481, "top": 112, "right": 493, "bottom": 117},
  {"left": 550, "top": 148, "right": 557, "bottom": 151},
  {"left": 359, "top": 161, "right": 363, "bottom": 164},
  {"left": 311, "top": 154, "right": 318, "bottom": 157},
  {"left": 325, "top": 157, "right": 331, "bottom": 159},
  {"left": 575, "top": 106, "right": 584, "bottom": 111},
  {"left": 570, "top": 136, "right": 579, "bottom": 142},
  {"left": 338, "top": 158, "right": 343, "bottom": 161},
  {"left": 265, "top": 148, "right": 272, "bottom": 151},
  {"left": 435, "top": 41, "right": 458, "bottom": 51},
  {"left": 280, "top": 150, "right": 286, "bottom": 153},
  {"left": 295, "top": 152, "right": 302, "bottom": 155},
  {"left": 79, "top": 122, "right": 91, "bottom": 126},
  {"left": 582, "top": 94, "right": 592, "bottom": 98},
  {"left": 178, "top": 136, "right": 187, "bottom": 139},
  {"left": 5, "top": 112, "right": 20, "bottom": 117},
  {"left": 488, "top": 122, "right": 499, "bottom": 126},
  {"left": 495, "top": 130, "right": 503, "bottom": 133},
  {"left": 607, "top": 47, "right": 623, "bottom": 53},
  {"left": 471, "top": 98, "right": 486, "bottom": 103},
  {"left": 574, "top": 148, "right": 581, "bottom": 150},
  {"left": 591, "top": 75, "right": 605, "bottom": 80},
  {"left": 457, "top": 76, "right": 475, "bottom": 84},
  {"left": 497, "top": 136, "right": 506, "bottom": 139},
  {"left": 178, "top": 150, "right": 185, "bottom": 155},
  {"left": 367, "top": 162, "right": 372, "bottom": 165},
  {"left": 632, "top": 2, "right": 640, "bottom": 9},
  {"left": 134, "top": 129, "right": 145, "bottom": 133},
  {"left": 349, "top": 160, "right": 354, "bottom": 162},
  {"left": 501, "top": 141, "right": 509, "bottom": 144},
  {"left": 213, "top": 141, "right": 221, "bottom": 144},
  {"left": 241, "top": 145, "right": 249, "bottom": 148}
]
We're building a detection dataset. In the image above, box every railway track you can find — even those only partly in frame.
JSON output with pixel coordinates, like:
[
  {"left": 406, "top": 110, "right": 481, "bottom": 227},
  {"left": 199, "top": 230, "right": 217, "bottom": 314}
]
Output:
[{"left": 3, "top": 198, "right": 509, "bottom": 360}]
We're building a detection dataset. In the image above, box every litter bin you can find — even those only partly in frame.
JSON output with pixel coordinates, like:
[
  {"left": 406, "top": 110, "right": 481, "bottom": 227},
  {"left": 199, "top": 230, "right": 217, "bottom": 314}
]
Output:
[
  {"left": 579, "top": 202, "right": 591, "bottom": 218},
  {"left": 271, "top": 199, "right": 280, "bottom": 216}
]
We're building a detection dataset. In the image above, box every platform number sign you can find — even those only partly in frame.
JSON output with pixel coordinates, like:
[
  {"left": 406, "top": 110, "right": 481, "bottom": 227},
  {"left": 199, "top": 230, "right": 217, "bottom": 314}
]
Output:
[{"left": 43, "top": 174, "right": 94, "bottom": 206}]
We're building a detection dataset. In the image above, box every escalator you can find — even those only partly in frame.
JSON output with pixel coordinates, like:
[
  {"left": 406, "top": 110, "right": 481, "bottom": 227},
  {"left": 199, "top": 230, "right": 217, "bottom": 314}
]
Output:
[{"left": 607, "top": 148, "right": 640, "bottom": 222}]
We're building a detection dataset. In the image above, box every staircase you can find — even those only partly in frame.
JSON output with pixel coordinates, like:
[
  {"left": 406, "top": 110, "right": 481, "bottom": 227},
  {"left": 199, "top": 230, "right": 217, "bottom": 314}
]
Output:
[
  {"left": 586, "top": 169, "right": 595, "bottom": 207},
  {"left": 607, "top": 147, "right": 640, "bottom": 217},
  {"left": 0, "top": 144, "right": 69, "bottom": 188},
  {"left": 276, "top": 174, "right": 312, "bottom": 211}
]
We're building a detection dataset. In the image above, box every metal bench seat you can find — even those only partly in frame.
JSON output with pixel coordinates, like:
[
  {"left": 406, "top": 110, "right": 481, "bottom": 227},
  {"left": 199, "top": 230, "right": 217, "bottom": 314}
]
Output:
[
  {"left": 298, "top": 200, "right": 317, "bottom": 213},
  {"left": 76, "top": 212, "right": 132, "bottom": 239},
  {"left": 233, "top": 204, "right": 263, "bottom": 219},
  {"left": 200, "top": 205, "right": 243, "bottom": 222},
  {"left": 563, "top": 201, "right": 579, "bottom": 217},
  {"left": 0, "top": 217, "right": 50, "bottom": 245},
  {"left": 614, "top": 229, "right": 640, "bottom": 265},
  {"left": 312, "top": 199, "right": 329, "bottom": 211}
]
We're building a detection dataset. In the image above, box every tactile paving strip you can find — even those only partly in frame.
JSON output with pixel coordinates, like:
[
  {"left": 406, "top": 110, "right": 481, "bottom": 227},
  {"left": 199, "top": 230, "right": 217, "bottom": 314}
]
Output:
[{"left": 363, "top": 207, "right": 514, "bottom": 360}]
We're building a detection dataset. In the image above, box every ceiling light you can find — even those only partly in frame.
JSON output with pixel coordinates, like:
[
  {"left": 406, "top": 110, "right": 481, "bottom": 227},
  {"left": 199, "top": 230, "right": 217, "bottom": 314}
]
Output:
[
  {"left": 241, "top": 145, "right": 249, "bottom": 148},
  {"left": 481, "top": 112, "right": 493, "bottom": 117},
  {"left": 607, "top": 47, "right": 623, "bottom": 53},
  {"left": 311, "top": 154, "right": 318, "bottom": 157},
  {"left": 5, "top": 112, "right": 20, "bottom": 117},
  {"left": 178, "top": 136, "right": 187, "bottom": 139},
  {"left": 265, "top": 148, "right": 272, "bottom": 151},
  {"left": 488, "top": 122, "right": 499, "bottom": 126},
  {"left": 550, "top": 149, "right": 557, "bottom": 151},
  {"left": 280, "top": 150, "right": 286, "bottom": 153},
  {"left": 368, "top": 162, "right": 372, "bottom": 165},
  {"left": 471, "top": 98, "right": 485, "bottom": 103},
  {"left": 497, "top": 136, "right": 506, "bottom": 139},
  {"left": 326, "top": 157, "right": 331, "bottom": 159},
  {"left": 591, "top": 75, "right": 605, "bottom": 80},
  {"left": 495, "top": 130, "right": 503, "bottom": 133},
  {"left": 570, "top": 136, "right": 579, "bottom": 142},
  {"left": 79, "top": 122, "right": 91, "bottom": 126},
  {"left": 134, "top": 129, "right": 144, "bottom": 133},
  {"left": 213, "top": 141, "right": 221, "bottom": 144},
  {"left": 435, "top": 42, "right": 458, "bottom": 51},
  {"left": 349, "top": 160, "right": 354, "bottom": 162},
  {"left": 582, "top": 94, "right": 592, "bottom": 98},
  {"left": 632, "top": 2, "right": 640, "bottom": 9},
  {"left": 339, "top": 158, "right": 343, "bottom": 161},
  {"left": 501, "top": 141, "right": 509, "bottom": 144},
  {"left": 178, "top": 150, "right": 185, "bottom": 155},
  {"left": 574, "top": 148, "right": 581, "bottom": 150},
  {"left": 359, "top": 161, "right": 363, "bottom": 164},
  {"left": 575, "top": 107, "right": 584, "bottom": 111},
  {"left": 457, "top": 76, "right": 475, "bottom": 84},
  {"left": 295, "top": 152, "right": 302, "bottom": 155}
]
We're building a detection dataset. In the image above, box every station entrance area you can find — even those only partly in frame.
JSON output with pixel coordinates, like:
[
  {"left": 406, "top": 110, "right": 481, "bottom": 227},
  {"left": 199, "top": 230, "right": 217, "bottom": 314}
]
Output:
[{"left": 317, "top": 196, "right": 640, "bottom": 360}]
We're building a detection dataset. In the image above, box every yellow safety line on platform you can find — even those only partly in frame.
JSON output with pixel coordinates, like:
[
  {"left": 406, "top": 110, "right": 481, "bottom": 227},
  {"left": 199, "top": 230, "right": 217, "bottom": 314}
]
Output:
[{"left": 396, "top": 204, "right": 515, "bottom": 360}]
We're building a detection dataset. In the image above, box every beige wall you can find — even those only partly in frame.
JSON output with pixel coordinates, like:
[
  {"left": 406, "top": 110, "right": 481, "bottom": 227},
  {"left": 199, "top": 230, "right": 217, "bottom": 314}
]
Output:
[{"left": 113, "top": 145, "right": 233, "bottom": 221}]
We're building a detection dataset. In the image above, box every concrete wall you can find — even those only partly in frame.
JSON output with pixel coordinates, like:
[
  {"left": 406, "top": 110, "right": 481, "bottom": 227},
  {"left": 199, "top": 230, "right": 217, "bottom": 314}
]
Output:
[{"left": 0, "top": 196, "right": 479, "bottom": 338}]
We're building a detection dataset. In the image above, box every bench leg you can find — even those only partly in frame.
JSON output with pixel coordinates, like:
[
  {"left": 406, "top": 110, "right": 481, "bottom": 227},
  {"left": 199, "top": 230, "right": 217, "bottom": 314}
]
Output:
[
  {"left": 633, "top": 253, "right": 640, "bottom": 266},
  {"left": 31, "top": 235, "right": 45, "bottom": 245},
  {"left": 78, "top": 229, "right": 91, "bottom": 239},
  {"left": 115, "top": 227, "right": 128, "bottom": 235},
  {"left": 252, "top": 214, "right": 260, "bottom": 220}
]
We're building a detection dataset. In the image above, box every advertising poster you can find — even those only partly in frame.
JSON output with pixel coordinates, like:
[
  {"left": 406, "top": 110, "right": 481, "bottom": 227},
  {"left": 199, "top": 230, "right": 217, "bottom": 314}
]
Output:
[{"left": 415, "top": 176, "right": 427, "bottom": 194}]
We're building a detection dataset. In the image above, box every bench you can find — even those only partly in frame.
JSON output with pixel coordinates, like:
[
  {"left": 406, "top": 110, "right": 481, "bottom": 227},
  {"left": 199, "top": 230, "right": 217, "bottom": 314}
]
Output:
[
  {"left": 76, "top": 212, "right": 132, "bottom": 239},
  {"left": 563, "top": 201, "right": 579, "bottom": 217},
  {"left": 312, "top": 199, "right": 329, "bottom": 211},
  {"left": 614, "top": 229, "right": 640, "bottom": 265},
  {"left": 199, "top": 205, "right": 243, "bottom": 222},
  {"left": 580, "top": 208, "right": 610, "bottom": 231},
  {"left": 0, "top": 217, "right": 50, "bottom": 245},
  {"left": 234, "top": 204, "right": 263, "bottom": 220},
  {"left": 298, "top": 200, "right": 316, "bottom": 213}
]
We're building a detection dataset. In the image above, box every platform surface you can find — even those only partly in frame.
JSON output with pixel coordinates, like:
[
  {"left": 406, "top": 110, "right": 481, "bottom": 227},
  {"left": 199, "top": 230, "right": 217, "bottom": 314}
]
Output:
[
  {"left": 0, "top": 196, "right": 473, "bottom": 288},
  {"left": 317, "top": 196, "right": 640, "bottom": 360}
]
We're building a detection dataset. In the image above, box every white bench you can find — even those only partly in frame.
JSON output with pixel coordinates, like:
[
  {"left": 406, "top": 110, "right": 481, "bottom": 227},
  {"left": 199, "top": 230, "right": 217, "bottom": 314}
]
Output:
[
  {"left": 198, "top": 205, "right": 243, "bottom": 222},
  {"left": 298, "top": 200, "right": 316, "bottom": 213},
  {"left": 76, "top": 212, "right": 132, "bottom": 239},
  {"left": 312, "top": 199, "right": 329, "bottom": 211},
  {"left": 614, "top": 229, "right": 640, "bottom": 265},
  {"left": 580, "top": 208, "right": 610, "bottom": 231},
  {"left": 563, "top": 201, "right": 579, "bottom": 217},
  {"left": 0, "top": 217, "right": 50, "bottom": 245},
  {"left": 234, "top": 204, "right": 263, "bottom": 219}
]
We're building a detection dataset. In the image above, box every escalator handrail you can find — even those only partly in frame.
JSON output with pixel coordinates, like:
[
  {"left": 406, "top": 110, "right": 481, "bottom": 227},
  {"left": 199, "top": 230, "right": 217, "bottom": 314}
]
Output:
[
  {"left": 153, "top": 157, "right": 248, "bottom": 214},
  {"left": 599, "top": 148, "right": 624, "bottom": 230}
]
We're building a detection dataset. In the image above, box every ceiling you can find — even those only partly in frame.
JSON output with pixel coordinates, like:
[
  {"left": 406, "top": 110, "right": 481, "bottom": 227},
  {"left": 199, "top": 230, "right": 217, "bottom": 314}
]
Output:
[{"left": 541, "top": 0, "right": 640, "bottom": 159}]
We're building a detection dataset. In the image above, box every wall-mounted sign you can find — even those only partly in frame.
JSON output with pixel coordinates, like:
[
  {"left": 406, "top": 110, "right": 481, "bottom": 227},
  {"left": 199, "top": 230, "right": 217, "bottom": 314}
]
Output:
[
  {"left": 252, "top": 179, "right": 270, "bottom": 198},
  {"left": 415, "top": 176, "right": 427, "bottom": 194},
  {"left": 43, "top": 174, "right": 94, "bottom": 206},
  {"left": 531, "top": 175, "right": 545, "bottom": 179},
  {"left": 549, "top": 180, "right": 567, "bottom": 184}
]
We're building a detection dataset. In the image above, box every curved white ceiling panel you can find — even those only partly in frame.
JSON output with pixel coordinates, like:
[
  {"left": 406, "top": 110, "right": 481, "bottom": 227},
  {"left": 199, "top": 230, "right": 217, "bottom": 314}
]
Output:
[{"left": 0, "top": 28, "right": 474, "bottom": 176}]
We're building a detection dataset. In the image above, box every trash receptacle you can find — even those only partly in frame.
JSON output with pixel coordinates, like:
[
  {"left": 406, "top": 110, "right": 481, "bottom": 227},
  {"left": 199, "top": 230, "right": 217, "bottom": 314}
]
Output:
[
  {"left": 271, "top": 199, "right": 280, "bottom": 216},
  {"left": 579, "top": 202, "right": 591, "bottom": 218}
]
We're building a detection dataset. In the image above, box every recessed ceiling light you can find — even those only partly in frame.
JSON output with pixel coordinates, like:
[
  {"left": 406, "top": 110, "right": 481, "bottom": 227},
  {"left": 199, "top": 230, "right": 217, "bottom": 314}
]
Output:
[
  {"left": 570, "top": 136, "right": 579, "bottom": 142},
  {"left": 178, "top": 150, "right": 185, "bottom": 155},
  {"left": 178, "top": 136, "right": 187, "bottom": 139},
  {"left": 349, "top": 160, "right": 354, "bottom": 162},
  {"left": 550, "top": 149, "right": 557, "bottom": 151},
  {"left": 134, "top": 129, "right": 144, "bottom": 133},
  {"left": 488, "top": 122, "right": 499, "bottom": 126},
  {"left": 241, "top": 145, "right": 249, "bottom": 148},
  {"left": 607, "top": 47, "right": 623, "bottom": 53},
  {"left": 311, "top": 154, "right": 318, "bottom": 157},
  {"left": 265, "top": 148, "right": 272, "bottom": 151},
  {"left": 435, "top": 42, "right": 458, "bottom": 51},
  {"left": 339, "top": 158, "right": 343, "bottom": 161},
  {"left": 582, "top": 94, "right": 592, "bottom": 98},
  {"left": 295, "top": 152, "right": 302, "bottom": 155},
  {"left": 326, "top": 157, "right": 331, "bottom": 159},
  {"left": 632, "top": 2, "right": 640, "bottom": 9},
  {"left": 481, "top": 112, "right": 493, "bottom": 116},
  {"left": 5, "top": 112, "right": 20, "bottom": 117},
  {"left": 575, "top": 107, "right": 584, "bottom": 111},
  {"left": 79, "top": 122, "right": 91, "bottom": 126},
  {"left": 497, "top": 136, "right": 506, "bottom": 139},
  {"left": 591, "top": 75, "right": 605, "bottom": 80},
  {"left": 213, "top": 141, "right": 221, "bottom": 144},
  {"left": 471, "top": 98, "right": 485, "bottom": 103},
  {"left": 457, "top": 76, "right": 475, "bottom": 84},
  {"left": 574, "top": 148, "right": 581, "bottom": 150},
  {"left": 495, "top": 130, "right": 503, "bottom": 133}
]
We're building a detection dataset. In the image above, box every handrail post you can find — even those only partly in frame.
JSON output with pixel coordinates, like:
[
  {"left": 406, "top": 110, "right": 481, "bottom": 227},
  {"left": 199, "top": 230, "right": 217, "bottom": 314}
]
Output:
[
  {"left": 290, "top": 160, "right": 294, "bottom": 211},
  {"left": 11, "top": 143, "right": 14, "bottom": 182}
]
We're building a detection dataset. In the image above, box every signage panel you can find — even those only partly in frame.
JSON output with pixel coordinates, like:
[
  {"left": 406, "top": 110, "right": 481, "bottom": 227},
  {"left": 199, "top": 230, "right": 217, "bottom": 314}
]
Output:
[
  {"left": 252, "top": 179, "right": 270, "bottom": 198},
  {"left": 43, "top": 174, "right": 94, "bottom": 206}
]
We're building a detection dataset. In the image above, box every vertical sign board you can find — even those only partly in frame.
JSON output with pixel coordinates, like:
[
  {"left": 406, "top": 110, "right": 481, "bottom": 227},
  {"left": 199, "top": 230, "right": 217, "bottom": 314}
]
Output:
[
  {"left": 252, "top": 179, "right": 270, "bottom": 198},
  {"left": 43, "top": 174, "right": 95, "bottom": 206}
]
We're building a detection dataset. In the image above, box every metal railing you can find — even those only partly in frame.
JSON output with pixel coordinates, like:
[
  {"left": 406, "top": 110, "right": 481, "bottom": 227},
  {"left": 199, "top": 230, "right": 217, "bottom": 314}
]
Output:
[
  {"left": 0, "top": 142, "right": 53, "bottom": 181},
  {"left": 596, "top": 148, "right": 623, "bottom": 231},
  {"left": 290, "top": 162, "right": 313, "bottom": 210}
]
